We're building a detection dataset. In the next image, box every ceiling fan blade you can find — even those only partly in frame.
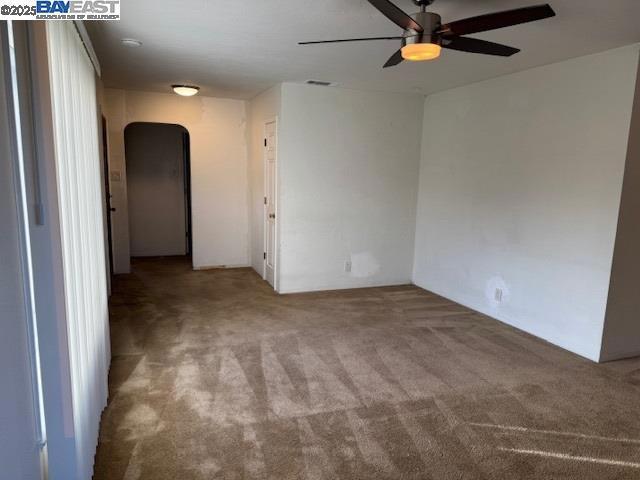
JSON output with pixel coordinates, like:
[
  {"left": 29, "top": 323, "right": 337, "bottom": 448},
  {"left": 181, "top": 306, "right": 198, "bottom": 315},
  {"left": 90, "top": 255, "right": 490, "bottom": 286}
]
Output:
[
  {"left": 299, "top": 36, "right": 404, "bottom": 45},
  {"left": 442, "top": 37, "right": 520, "bottom": 56},
  {"left": 367, "top": 0, "right": 423, "bottom": 32},
  {"left": 383, "top": 49, "right": 404, "bottom": 68},
  {"left": 438, "top": 4, "right": 555, "bottom": 37}
]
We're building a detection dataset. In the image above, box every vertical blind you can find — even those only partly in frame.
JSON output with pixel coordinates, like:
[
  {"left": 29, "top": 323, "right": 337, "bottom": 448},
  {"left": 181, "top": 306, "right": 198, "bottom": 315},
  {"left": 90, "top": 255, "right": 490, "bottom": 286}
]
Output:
[{"left": 46, "top": 21, "right": 110, "bottom": 480}]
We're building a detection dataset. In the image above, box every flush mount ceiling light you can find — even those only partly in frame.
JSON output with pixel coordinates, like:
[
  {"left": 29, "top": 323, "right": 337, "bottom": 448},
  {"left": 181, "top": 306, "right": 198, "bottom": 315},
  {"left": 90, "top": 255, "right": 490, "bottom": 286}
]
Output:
[
  {"left": 299, "top": 0, "right": 555, "bottom": 68},
  {"left": 121, "top": 38, "right": 142, "bottom": 47},
  {"left": 172, "top": 85, "right": 200, "bottom": 97}
]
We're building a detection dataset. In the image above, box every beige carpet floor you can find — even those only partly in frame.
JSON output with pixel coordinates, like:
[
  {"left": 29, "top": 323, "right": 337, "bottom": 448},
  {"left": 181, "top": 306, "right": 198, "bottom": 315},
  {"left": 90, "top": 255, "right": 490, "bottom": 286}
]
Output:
[{"left": 94, "top": 257, "right": 640, "bottom": 480}]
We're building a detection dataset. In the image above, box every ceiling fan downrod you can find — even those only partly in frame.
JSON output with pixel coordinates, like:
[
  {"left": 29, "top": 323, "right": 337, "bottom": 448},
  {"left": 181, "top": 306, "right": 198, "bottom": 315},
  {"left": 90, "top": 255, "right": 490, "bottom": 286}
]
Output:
[
  {"left": 412, "top": 0, "right": 434, "bottom": 12},
  {"left": 405, "top": 3, "right": 441, "bottom": 49}
]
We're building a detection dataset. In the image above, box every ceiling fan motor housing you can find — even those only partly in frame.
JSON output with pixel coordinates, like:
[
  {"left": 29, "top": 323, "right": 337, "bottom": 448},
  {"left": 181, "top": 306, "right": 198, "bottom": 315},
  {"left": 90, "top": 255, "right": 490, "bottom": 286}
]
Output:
[
  {"left": 404, "top": 11, "right": 442, "bottom": 47},
  {"left": 412, "top": 0, "right": 435, "bottom": 6}
]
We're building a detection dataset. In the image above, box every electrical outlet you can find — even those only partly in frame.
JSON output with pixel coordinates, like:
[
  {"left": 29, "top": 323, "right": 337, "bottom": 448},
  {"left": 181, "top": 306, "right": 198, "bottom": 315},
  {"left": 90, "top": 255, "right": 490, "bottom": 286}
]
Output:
[
  {"left": 494, "top": 288, "right": 503, "bottom": 303},
  {"left": 344, "top": 261, "right": 352, "bottom": 273}
]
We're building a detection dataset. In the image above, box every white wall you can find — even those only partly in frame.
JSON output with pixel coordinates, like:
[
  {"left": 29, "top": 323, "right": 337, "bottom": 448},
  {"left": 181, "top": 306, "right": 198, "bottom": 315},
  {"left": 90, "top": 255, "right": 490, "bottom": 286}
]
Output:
[
  {"left": 247, "top": 85, "right": 281, "bottom": 276},
  {"left": 103, "top": 89, "right": 249, "bottom": 272},
  {"left": 413, "top": 46, "right": 640, "bottom": 362},
  {"left": 125, "top": 123, "right": 187, "bottom": 257},
  {"left": 278, "top": 83, "right": 423, "bottom": 293},
  {"left": 601, "top": 57, "right": 640, "bottom": 361}
]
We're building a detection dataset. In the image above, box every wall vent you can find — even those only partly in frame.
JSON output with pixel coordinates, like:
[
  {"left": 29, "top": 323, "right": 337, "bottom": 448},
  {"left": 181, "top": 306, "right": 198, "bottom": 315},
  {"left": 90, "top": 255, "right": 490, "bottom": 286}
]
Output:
[{"left": 305, "top": 80, "right": 336, "bottom": 87}]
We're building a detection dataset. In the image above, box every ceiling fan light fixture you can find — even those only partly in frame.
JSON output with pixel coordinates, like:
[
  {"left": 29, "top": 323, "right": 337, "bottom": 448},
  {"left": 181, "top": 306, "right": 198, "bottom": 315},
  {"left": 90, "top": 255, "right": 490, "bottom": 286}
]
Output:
[
  {"left": 172, "top": 85, "right": 200, "bottom": 97},
  {"left": 401, "top": 42, "right": 441, "bottom": 61}
]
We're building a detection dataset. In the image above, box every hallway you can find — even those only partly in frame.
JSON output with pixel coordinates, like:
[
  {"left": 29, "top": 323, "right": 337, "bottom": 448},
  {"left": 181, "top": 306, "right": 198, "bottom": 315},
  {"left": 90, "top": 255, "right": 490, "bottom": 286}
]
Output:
[{"left": 94, "top": 258, "right": 640, "bottom": 480}]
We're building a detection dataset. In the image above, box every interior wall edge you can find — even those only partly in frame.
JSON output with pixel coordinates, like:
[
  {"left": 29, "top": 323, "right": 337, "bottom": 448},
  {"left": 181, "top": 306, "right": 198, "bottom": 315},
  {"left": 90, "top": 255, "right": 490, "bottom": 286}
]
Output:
[
  {"left": 599, "top": 48, "right": 640, "bottom": 362},
  {"left": 247, "top": 84, "right": 281, "bottom": 281}
]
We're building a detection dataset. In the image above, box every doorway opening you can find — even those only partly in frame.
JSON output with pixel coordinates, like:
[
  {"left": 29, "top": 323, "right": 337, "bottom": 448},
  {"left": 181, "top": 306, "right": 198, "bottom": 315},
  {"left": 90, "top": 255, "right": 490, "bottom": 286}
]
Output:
[{"left": 124, "top": 122, "right": 192, "bottom": 260}]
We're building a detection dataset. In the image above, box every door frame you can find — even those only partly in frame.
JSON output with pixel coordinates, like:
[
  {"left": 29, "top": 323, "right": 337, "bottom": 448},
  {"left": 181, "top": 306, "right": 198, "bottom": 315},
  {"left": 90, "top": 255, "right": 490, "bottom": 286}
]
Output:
[
  {"left": 101, "top": 115, "right": 114, "bottom": 279},
  {"left": 182, "top": 129, "right": 192, "bottom": 256},
  {"left": 263, "top": 116, "right": 278, "bottom": 291},
  {"left": 123, "top": 122, "right": 192, "bottom": 259}
]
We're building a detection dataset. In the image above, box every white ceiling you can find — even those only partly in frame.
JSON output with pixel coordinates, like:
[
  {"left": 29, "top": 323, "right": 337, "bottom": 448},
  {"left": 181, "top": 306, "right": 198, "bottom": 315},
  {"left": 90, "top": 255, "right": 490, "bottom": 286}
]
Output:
[{"left": 87, "top": 0, "right": 640, "bottom": 100}]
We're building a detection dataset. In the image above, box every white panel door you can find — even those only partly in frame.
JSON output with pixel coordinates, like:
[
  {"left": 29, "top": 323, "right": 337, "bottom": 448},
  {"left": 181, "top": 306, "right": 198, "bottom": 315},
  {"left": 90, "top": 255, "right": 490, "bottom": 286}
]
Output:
[{"left": 264, "top": 120, "right": 277, "bottom": 287}]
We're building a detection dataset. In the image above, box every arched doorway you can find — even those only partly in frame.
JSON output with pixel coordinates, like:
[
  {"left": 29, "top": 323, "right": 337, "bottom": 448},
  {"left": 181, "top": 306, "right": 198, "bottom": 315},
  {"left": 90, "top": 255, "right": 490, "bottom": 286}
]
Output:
[{"left": 124, "top": 122, "right": 192, "bottom": 258}]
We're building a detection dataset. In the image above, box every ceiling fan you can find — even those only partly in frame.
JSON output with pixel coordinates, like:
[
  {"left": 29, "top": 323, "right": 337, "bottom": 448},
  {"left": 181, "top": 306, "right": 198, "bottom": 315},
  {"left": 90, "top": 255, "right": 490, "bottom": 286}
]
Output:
[{"left": 299, "top": 0, "right": 556, "bottom": 68}]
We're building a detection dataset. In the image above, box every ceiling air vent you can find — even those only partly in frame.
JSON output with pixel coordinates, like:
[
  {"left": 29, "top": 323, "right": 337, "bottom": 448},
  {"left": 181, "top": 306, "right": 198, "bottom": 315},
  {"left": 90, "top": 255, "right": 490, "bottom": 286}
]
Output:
[{"left": 305, "top": 80, "right": 336, "bottom": 87}]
